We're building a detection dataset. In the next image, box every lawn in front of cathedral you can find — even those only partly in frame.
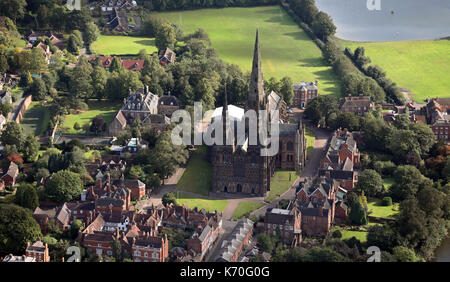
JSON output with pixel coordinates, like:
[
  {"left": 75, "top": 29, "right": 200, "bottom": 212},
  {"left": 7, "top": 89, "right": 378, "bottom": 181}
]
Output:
[
  {"left": 158, "top": 6, "right": 341, "bottom": 97},
  {"left": 266, "top": 170, "right": 298, "bottom": 202},
  {"left": 175, "top": 193, "right": 229, "bottom": 213}
]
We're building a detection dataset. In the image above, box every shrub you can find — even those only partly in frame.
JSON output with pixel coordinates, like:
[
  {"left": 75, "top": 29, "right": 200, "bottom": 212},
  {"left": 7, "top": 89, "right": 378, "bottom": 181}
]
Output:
[
  {"left": 382, "top": 197, "right": 393, "bottom": 206},
  {"left": 331, "top": 229, "right": 342, "bottom": 239}
]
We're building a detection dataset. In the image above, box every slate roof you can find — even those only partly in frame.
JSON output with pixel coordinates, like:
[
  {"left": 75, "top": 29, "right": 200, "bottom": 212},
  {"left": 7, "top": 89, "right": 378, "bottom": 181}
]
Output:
[
  {"left": 279, "top": 123, "right": 298, "bottom": 137},
  {"left": 159, "top": 95, "right": 180, "bottom": 107}
]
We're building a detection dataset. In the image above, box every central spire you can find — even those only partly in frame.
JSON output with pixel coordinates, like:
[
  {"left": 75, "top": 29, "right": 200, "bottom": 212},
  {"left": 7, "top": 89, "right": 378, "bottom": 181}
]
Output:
[{"left": 247, "top": 29, "right": 265, "bottom": 112}]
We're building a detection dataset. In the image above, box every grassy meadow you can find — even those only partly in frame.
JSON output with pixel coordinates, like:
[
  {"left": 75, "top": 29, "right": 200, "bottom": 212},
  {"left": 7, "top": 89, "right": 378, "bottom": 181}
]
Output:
[
  {"left": 340, "top": 39, "right": 450, "bottom": 102},
  {"left": 176, "top": 148, "right": 212, "bottom": 196},
  {"left": 232, "top": 202, "right": 265, "bottom": 220},
  {"left": 175, "top": 193, "right": 228, "bottom": 213},
  {"left": 21, "top": 102, "right": 50, "bottom": 137},
  {"left": 158, "top": 6, "right": 341, "bottom": 96},
  {"left": 267, "top": 170, "right": 297, "bottom": 202},
  {"left": 61, "top": 101, "right": 120, "bottom": 134},
  {"left": 91, "top": 35, "right": 158, "bottom": 55}
]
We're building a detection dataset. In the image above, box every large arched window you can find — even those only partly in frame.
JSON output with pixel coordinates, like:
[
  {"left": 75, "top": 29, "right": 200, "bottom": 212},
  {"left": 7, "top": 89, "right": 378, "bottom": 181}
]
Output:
[{"left": 287, "top": 141, "right": 294, "bottom": 151}]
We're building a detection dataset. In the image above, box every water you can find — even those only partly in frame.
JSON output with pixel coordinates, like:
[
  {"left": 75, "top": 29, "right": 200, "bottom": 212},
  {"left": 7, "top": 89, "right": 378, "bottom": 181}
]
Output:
[
  {"left": 315, "top": 0, "right": 450, "bottom": 41},
  {"left": 434, "top": 237, "right": 450, "bottom": 262}
]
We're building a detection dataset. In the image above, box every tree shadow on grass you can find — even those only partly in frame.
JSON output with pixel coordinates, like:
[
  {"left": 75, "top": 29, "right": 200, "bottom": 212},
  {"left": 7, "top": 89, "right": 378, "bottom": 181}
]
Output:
[{"left": 134, "top": 39, "right": 156, "bottom": 47}]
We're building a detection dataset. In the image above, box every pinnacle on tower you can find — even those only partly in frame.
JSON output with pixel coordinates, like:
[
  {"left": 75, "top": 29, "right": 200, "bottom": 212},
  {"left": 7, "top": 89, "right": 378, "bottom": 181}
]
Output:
[
  {"left": 248, "top": 29, "right": 265, "bottom": 112},
  {"left": 222, "top": 83, "right": 229, "bottom": 145}
]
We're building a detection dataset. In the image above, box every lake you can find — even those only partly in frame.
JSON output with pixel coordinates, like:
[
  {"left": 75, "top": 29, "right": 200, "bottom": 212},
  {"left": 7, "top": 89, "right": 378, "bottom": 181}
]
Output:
[
  {"left": 315, "top": 0, "right": 450, "bottom": 41},
  {"left": 434, "top": 237, "right": 450, "bottom": 262}
]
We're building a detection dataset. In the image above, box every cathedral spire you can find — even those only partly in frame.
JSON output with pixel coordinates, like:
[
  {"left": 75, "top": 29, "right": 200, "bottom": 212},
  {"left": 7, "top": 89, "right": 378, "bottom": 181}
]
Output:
[
  {"left": 222, "top": 83, "right": 228, "bottom": 144},
  {"left": 247, "top": 29, "right": 265, "bottom": 112}
]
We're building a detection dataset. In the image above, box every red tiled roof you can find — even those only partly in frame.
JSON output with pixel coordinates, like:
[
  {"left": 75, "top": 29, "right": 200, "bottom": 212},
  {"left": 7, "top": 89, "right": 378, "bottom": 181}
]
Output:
[{"left": 89, "top": 56, "right": 144, "bottom": 71}]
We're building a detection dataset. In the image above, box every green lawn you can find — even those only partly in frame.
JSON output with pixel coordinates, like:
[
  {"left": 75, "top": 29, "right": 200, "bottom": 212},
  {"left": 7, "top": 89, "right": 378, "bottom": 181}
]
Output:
[
  {"left": 176, "top": 148, "right": 212, "bottom": 196},
  {"left": 266, "top": 170, "right": 297, "bottom": 202},
  {"left": 158, "top": 6, "right": 341, "bottom": 96},
  {"left": 232, "top": 201, "right": 264, "bottom": 220},
  {"left": 332, "top": 226, "right": 368, "bottom": 242},
  {"left": 383, "top": 178, "right": 395, "bottom": 190},
  {"left": 21, "top": 102, "right": 50, "bottom": 137},
  {"left": 61, "top": 101, "right": 120, "bottom": 134},
  {"left": 340, "top": 39, "right": 450, "bottom": 102},
  {"left": 367, "top": 199, "right": 399, "bottom": 219},
  {"left": 305, "top": 127, "right": 315, "bottom": 160},
  {"left": 175, "top": 193, "right": 228, "bottom": 213},
  {"left": 91, "top": 35, "right": 158, "bottom": 56}
]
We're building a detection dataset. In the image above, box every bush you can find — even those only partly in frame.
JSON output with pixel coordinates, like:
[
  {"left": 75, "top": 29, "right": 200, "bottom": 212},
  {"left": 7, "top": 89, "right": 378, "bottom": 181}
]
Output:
[
  {"left": 331, "top": 229, "right": 342, "bottom": 239},
  {"left": 382, "top": 197, "right": 393, "bottom": 206}
]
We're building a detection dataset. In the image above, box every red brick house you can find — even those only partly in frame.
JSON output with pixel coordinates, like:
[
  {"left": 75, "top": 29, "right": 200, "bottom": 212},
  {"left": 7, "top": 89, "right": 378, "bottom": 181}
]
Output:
[
  {"left": 159, "top": 48, "right": 176, "bottom": 66},
  {"left": 89, "top": 56, "right": 144, "bottom": 71},
  {"left": 339, "top": 95, "right": 374, "bottom": 115},
  {"left": 215, "top": 219, "right": 253, "bottom": 262},
  {"left": 1, "top": 161, "right": 19, "bottom": 186},
  {"left": 132, "top": 233, "right": 169, "bottom": 262},
  {"left": 292, "top": 81, "right": 318, "bottom": 109},
  {"left": 25, "top": 239, "right": 50, "bottom": 262},
  {"left": 319, "top": 129, "right": 360, "bottom": 191},
  {"left": 112, "top": 179, "right": 146, "bottom": 200},
  {"left": 264, "top": 208, "right": 302, "bottom": 245}
]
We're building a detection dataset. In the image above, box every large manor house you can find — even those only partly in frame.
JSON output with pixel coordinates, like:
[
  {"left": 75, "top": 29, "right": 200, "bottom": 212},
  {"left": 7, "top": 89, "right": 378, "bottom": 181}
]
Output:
[{"left": 209, "top": 31, "right": 307, "bottom": 197}]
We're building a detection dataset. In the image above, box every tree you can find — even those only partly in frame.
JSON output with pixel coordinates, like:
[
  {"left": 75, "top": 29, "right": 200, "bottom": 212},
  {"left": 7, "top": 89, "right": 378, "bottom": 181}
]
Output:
[
  {"left": 0, "top": 0, "right": 27, "bottom": 22},
  {"left": 390, "top": 165, "right": 430, "bottom": 201},
  {"left": 25, "top": 77, "right": 48, "bottom": 101},
  {"left": 392, "top": 246, "right": 420, "bottom": 262},
  {"left": 0, "top": 102, "right": 13, "bottom": 116},
  {"left": 44, "top": 170, "right": 83, "bottom": 203},
  {"left": 90, "top": 116, "right": 106, "bottom": 133},
  {"left": 155, "top": 23, "right": 176, "bottom": 51},
  {"left": 311, "top": 11, "right": 336, "bottom": 41},
  {"left": 367, "top": 224, "right": 398, "bottom": 252},
  {"left": 73, "top": 122, "right": 81, "bottom": 131},
  {"left": 0, "top": 121, "right": 25, "bottom": 150},
  {"left": 162, "top": 192, "right": 177, "bottom": 206},
  {"left": 349, "top": 200, "right": 368, "bottom": 225},
  {"left": 83, "top": 21, "right": 100, "bottom": 49},
  {"left": 0, "top": 204, "right": 42, "bottom": 256},
  {"left": 70, "top": 219, "right": 83, "bottom": 239},
  {"left": 257, "top": 233, "right": 275, "bottom": 253},
  {"left": 22, "top": 135, "right": 40, "bottom": 162},
  {"left": 355, "top": 169, "right": 384, "bottom": 197},
  {"left": 279, "top": 77, "right": 294, "bottom": 106},
  {"left": 14, "top": 183, "right": 39, "bottom": 211}
]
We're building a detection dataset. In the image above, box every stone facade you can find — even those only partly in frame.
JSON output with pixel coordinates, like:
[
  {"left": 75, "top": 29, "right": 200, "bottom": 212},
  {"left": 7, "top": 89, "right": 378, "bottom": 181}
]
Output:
[{"left": 210, "top": 31, "right": 306, "bottom": 197}]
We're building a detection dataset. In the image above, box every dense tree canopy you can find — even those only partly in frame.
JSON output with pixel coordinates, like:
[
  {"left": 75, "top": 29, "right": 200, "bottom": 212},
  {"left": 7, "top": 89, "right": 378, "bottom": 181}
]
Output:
[
  {"left": 45, "top": 170, "right": 83, "bottom": 203},
  {"left": 0, "top": 204, "right": 42, "bottom": 256}
]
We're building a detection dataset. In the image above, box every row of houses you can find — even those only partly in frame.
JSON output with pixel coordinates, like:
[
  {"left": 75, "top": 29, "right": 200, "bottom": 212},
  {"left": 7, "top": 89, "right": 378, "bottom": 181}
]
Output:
[{"left": 263, "top": 129, "right": 357, "bottom": 245}]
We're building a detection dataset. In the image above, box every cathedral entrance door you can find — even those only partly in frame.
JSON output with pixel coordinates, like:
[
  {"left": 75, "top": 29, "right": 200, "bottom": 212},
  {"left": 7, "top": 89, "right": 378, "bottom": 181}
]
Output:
[
  {"left": 237, "top": 184, "right": 242, "bottom": 193},
  {"left": 224, "top": 186, "right": 228, "bottom": 193}
]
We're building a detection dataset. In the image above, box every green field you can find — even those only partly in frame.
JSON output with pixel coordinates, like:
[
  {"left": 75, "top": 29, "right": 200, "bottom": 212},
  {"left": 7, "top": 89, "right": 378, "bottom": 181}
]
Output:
[
  {"left": 340, "top": 39, "right": 450, "bottom": 102},
  {"left": 61, "top": 101, "right": 120, "bottom": 134},
  {"left": 175, "top": 193, "right": 228, "bottom": 213},
  {"left": 367, "top": 199, "right": 399, "bottom": 219},
  {"left": 340, "top": 229, "right": 367, "bottom": 242},
  {"left": 267, "top": 170, "right": 297, "bottom": 202},
  {"left": 232, "top": 201, "right": 264, "bottom": 220},
  {"left": 176, "top": 148, "right": 212, "bottom": 196},
  {"left": 91, "top": 35, "right": 158, "bottom": 56},
  {"left": 158, "top": 6, "right": 340, "bottom": 96},
  {"left": 305, "top": 127, "right": 315, "bottom": 159},
  {"left": 383, "top": 178, "right": 395, "bottom": 190},
  {"left": 21, "top": 102, "right": 50, "bottom": 137}
]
